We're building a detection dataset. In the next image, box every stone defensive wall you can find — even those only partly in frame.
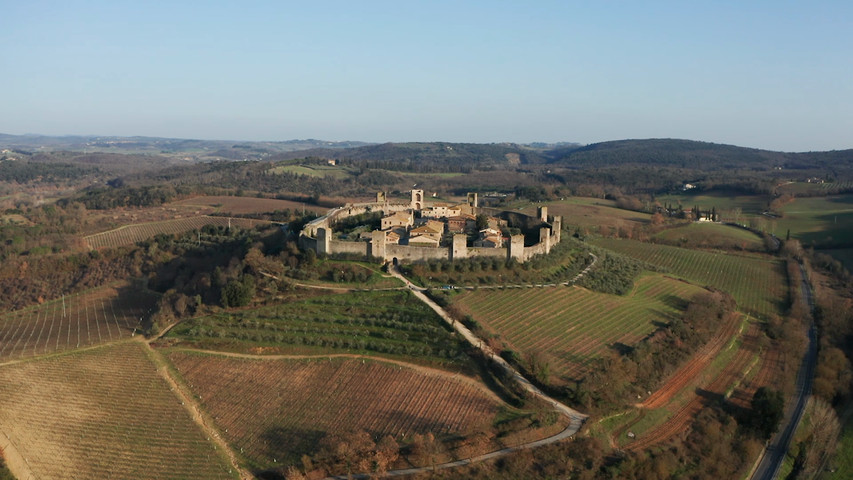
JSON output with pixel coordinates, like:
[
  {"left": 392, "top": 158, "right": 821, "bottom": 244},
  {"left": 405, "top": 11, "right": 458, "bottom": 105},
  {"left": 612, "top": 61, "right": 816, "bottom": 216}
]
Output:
[{"left": 299, "top": 200, "right": 561, "bottom": 264}]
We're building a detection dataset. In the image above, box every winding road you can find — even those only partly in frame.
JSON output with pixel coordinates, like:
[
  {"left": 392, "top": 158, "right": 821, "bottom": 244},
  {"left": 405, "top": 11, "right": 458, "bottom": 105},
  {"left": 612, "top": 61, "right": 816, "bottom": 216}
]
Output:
[
  {"left": 750, "top": 261, "right": 817, "bottom": 480},
  {"left": 325, "top": 265, "right": 592, "bottom": 479}
]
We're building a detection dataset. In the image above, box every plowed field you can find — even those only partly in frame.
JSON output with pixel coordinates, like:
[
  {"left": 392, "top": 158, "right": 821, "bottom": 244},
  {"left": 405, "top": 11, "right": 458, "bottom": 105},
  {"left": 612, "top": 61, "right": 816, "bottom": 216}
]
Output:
[
  {"left": 0, "top": 342, "right": 234, "bottom": 479},
  {"left": 168, "top": 351, "right": 503, "bottom": 468}
]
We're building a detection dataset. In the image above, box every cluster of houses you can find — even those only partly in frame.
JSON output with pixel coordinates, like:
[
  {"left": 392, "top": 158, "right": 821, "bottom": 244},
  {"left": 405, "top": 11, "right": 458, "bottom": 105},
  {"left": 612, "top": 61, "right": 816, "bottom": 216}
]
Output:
[{"left": 379, "top": 191, "right": 506, "bottom": 248}]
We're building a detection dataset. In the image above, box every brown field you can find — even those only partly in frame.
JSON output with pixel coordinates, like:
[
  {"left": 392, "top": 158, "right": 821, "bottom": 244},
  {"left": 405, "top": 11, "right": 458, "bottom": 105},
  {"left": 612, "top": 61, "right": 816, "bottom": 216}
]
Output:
[
  {"left": 167, "top": 351, "right": 505, "bottom": 468},
  {"left": 0, "top": 282, "right": 157, "bottom": 363},
  {"left": 168, "top": 195, "right": 329, "bottom": 215},
  {"left": 83, "top": 215, "right": 266, "bottom": 249},
  {"left": 520, "top": 198, "right": 651, "bottom": 232},
  {"left": 0, "top": 342, "right": 235, "bottom": 479}
]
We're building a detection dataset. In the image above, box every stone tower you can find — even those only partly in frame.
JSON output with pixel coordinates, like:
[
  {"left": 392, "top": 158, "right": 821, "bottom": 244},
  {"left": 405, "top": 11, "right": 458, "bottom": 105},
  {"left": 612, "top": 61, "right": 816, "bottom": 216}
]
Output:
[
  {"left": 317, "top": 227, "right": 331, "bottom": 255},
  {"left": 467, "top": 192, "right": 478, "bottom": 208},
  {"left": 538, "top": 206, "right": 548, "bottom": 222},
  {"left": 451, "top": 234, "right": 468, "bottom": 260},
  {"left": 370, "top": 230, "right": 387, "bottom": 261},
  {"left": 539, "top": 227, "right": 551, "bottom": 254},
  {"left": 411, "top": 189, "right": 424, "bottom": 210},
  {"left": 508, "top": 235, "right": 524, "bottom": 261}
]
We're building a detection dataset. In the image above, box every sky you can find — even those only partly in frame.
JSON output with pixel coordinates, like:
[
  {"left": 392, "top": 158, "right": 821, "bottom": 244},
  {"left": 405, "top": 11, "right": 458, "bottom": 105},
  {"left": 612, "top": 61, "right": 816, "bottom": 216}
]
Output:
[{"left": 2, "top": 1, "right": 851, "bottom": 152}]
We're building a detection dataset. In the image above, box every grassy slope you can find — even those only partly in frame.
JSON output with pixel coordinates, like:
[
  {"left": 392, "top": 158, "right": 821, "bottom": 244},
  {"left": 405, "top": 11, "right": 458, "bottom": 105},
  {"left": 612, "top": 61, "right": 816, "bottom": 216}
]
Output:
[
  {"left": 653, "top": 223, "right": 765, "bottom": 250},
  {"left": 776, "top": 195, "right": 853, "bottom": 246},
  {"left": 590, "top": 237, "right": 786, "bottom": 319},
  {"left": 452, "top": 273, "right": 704, "bottom": 383}
]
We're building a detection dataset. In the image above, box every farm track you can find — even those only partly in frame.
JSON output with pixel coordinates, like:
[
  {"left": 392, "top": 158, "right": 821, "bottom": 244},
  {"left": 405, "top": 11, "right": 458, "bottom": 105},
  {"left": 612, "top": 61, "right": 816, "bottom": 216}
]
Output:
[
  {"left": 341, "top": 265, "right": 590, "bottom": 479},
  {"left": 637, "top": 312, "right": 744, "bottom": 410},
  {"left": 625, "top": 322, "right": 762, "bottom": 451},
  {"left": 145, "top": 343, "right": 253, "bottom": 480}
]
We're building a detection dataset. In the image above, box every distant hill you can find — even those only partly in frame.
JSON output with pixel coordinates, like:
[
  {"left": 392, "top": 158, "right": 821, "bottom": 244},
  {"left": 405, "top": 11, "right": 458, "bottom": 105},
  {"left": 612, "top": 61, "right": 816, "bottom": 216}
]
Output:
[
  {"left": 546, "top": 138, "right": 853, "bottom": 172},
  {"left": 270, "top": 142, "right": 552, "bottom": 171},
  {"left": 0, "top": 134, "right": 371, "bottom": 158}
]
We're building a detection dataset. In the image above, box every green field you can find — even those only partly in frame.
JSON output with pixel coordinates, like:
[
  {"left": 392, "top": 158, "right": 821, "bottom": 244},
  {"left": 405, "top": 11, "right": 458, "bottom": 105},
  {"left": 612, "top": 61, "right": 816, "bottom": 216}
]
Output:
[
  {"left": 289, "top": 259, "right": 404, "bottom": 289},
  {"left": 451, "top": 273, "right": 704, "bottom": 383},
  {"left": 776, "top": 195, "right": 853, "bottom": 246},
  {"left": 656, "top": 191, "right": 772, "bottom": 219},
  {"left": 823, "top": 248, "right": 853, "bottom": 273},
  {"left": 827, "top": 408, "right": 853, "bottom": 479},
  {"left": 590, "top": 238, "right": 787, "bottom": 319},
  {"left": 653, "top": 223, "right": 765, "bottom": 251},
  {"left": 167, "top": 290, "right": 467, "bottom": 367},
  {"left": 267, "top": 164, "right": 352, "bottom": 179},
  {"left": 0, "top": 342, "right": 234, "bottom": 479}
]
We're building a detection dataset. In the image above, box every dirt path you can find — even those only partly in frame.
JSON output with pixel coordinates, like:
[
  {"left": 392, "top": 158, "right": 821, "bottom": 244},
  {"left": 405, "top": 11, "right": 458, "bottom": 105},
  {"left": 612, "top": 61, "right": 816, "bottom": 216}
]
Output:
[
  {"left": 626, "top": 324, "right": 760, "bottom": 451},
  {"left": 325, "top": 265, "right": 590, "bottom": 479},
  {"left": 0, "top": 429, "right": 35, "bottom": 480},
  {"left": 143, "top": 341, "right": 252, "bottom": 480},
  {"left": 637, "top": 311, "right": 743, "bottom": 409}
]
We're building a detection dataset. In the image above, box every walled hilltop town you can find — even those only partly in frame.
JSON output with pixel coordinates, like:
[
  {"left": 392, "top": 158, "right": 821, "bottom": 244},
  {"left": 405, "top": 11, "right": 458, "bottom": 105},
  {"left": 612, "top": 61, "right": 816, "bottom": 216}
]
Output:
[{"left": 300, "top": 189, "right": 562, "bottom": 263}]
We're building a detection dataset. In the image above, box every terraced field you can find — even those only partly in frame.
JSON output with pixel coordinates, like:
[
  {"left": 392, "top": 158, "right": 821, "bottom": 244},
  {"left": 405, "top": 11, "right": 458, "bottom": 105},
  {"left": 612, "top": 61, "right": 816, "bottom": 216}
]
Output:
[
  {"left": 591, "top": 237, "right": 787, "bottom": 318},
  {"left": 84, "top": 215, "right": 266, "bottom": 249},
  {"left": 168, "top": 351, "right": 502, "bottom": 468},
  {"left": 0, "top": 282, "right": 156, "bottom": 363},
  {"left": 0, "top": 342, "right": 235, "bottom": 479},
  {"left": 452, "top": 273, "right": 704, "bottom": 382}
]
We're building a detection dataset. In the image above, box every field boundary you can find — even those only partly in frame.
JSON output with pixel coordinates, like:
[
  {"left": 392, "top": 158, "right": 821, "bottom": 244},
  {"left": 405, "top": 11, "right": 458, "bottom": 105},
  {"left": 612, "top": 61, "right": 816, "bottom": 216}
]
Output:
[{"left": 144, "top": 342, "right": 250, "bottom": 480}]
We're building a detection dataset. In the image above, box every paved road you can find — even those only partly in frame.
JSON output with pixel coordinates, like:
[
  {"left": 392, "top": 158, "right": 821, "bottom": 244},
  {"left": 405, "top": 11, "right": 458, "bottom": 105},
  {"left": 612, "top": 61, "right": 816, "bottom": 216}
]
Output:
[
  {"left": 326, "top": 266, "right": 590, "bottom": 479},
  {"left": 750, "top": 261, "right": 817, "bottom": 480}
]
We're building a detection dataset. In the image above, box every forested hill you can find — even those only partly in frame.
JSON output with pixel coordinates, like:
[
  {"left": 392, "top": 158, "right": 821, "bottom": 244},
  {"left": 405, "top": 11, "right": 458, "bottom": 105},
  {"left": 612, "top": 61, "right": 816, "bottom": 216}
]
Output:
[
  {"left": 547, "top": 138, "right": 853, "bottom": 172},
  {"left": 270, "top": 142, "right": 550, "bottom": 171}
]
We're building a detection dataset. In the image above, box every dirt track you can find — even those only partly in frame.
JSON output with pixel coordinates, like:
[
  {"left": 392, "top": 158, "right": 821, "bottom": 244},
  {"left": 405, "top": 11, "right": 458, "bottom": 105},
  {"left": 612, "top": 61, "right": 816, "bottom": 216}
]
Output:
[
  {"left": 626, "top": 322, "right": 762, "bottom": 451},
  {"left": 637, "top": 312, "right": 743, "bottom": 410}
]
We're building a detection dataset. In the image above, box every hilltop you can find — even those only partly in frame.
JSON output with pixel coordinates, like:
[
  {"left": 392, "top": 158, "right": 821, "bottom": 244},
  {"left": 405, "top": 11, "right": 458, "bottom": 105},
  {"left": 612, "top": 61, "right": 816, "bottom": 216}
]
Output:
[{"left": 546, "top": 138, "right": 853, "bottom": 172}]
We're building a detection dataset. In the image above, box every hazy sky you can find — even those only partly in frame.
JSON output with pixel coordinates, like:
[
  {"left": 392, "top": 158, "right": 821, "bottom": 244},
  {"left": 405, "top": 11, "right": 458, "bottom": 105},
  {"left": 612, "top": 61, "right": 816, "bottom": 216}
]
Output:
[{"left": 2, "top": 1, "right": 851, "bottom": 151}]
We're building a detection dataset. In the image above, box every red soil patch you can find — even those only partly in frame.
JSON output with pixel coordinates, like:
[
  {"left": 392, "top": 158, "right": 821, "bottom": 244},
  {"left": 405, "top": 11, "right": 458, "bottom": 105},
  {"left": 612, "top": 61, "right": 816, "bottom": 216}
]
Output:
[
  {"left": 626, "top": 323, "right": 763, "bottom": 451},
  {"left": 638, "top": 313, "right": 743, "bottom": 410}
]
